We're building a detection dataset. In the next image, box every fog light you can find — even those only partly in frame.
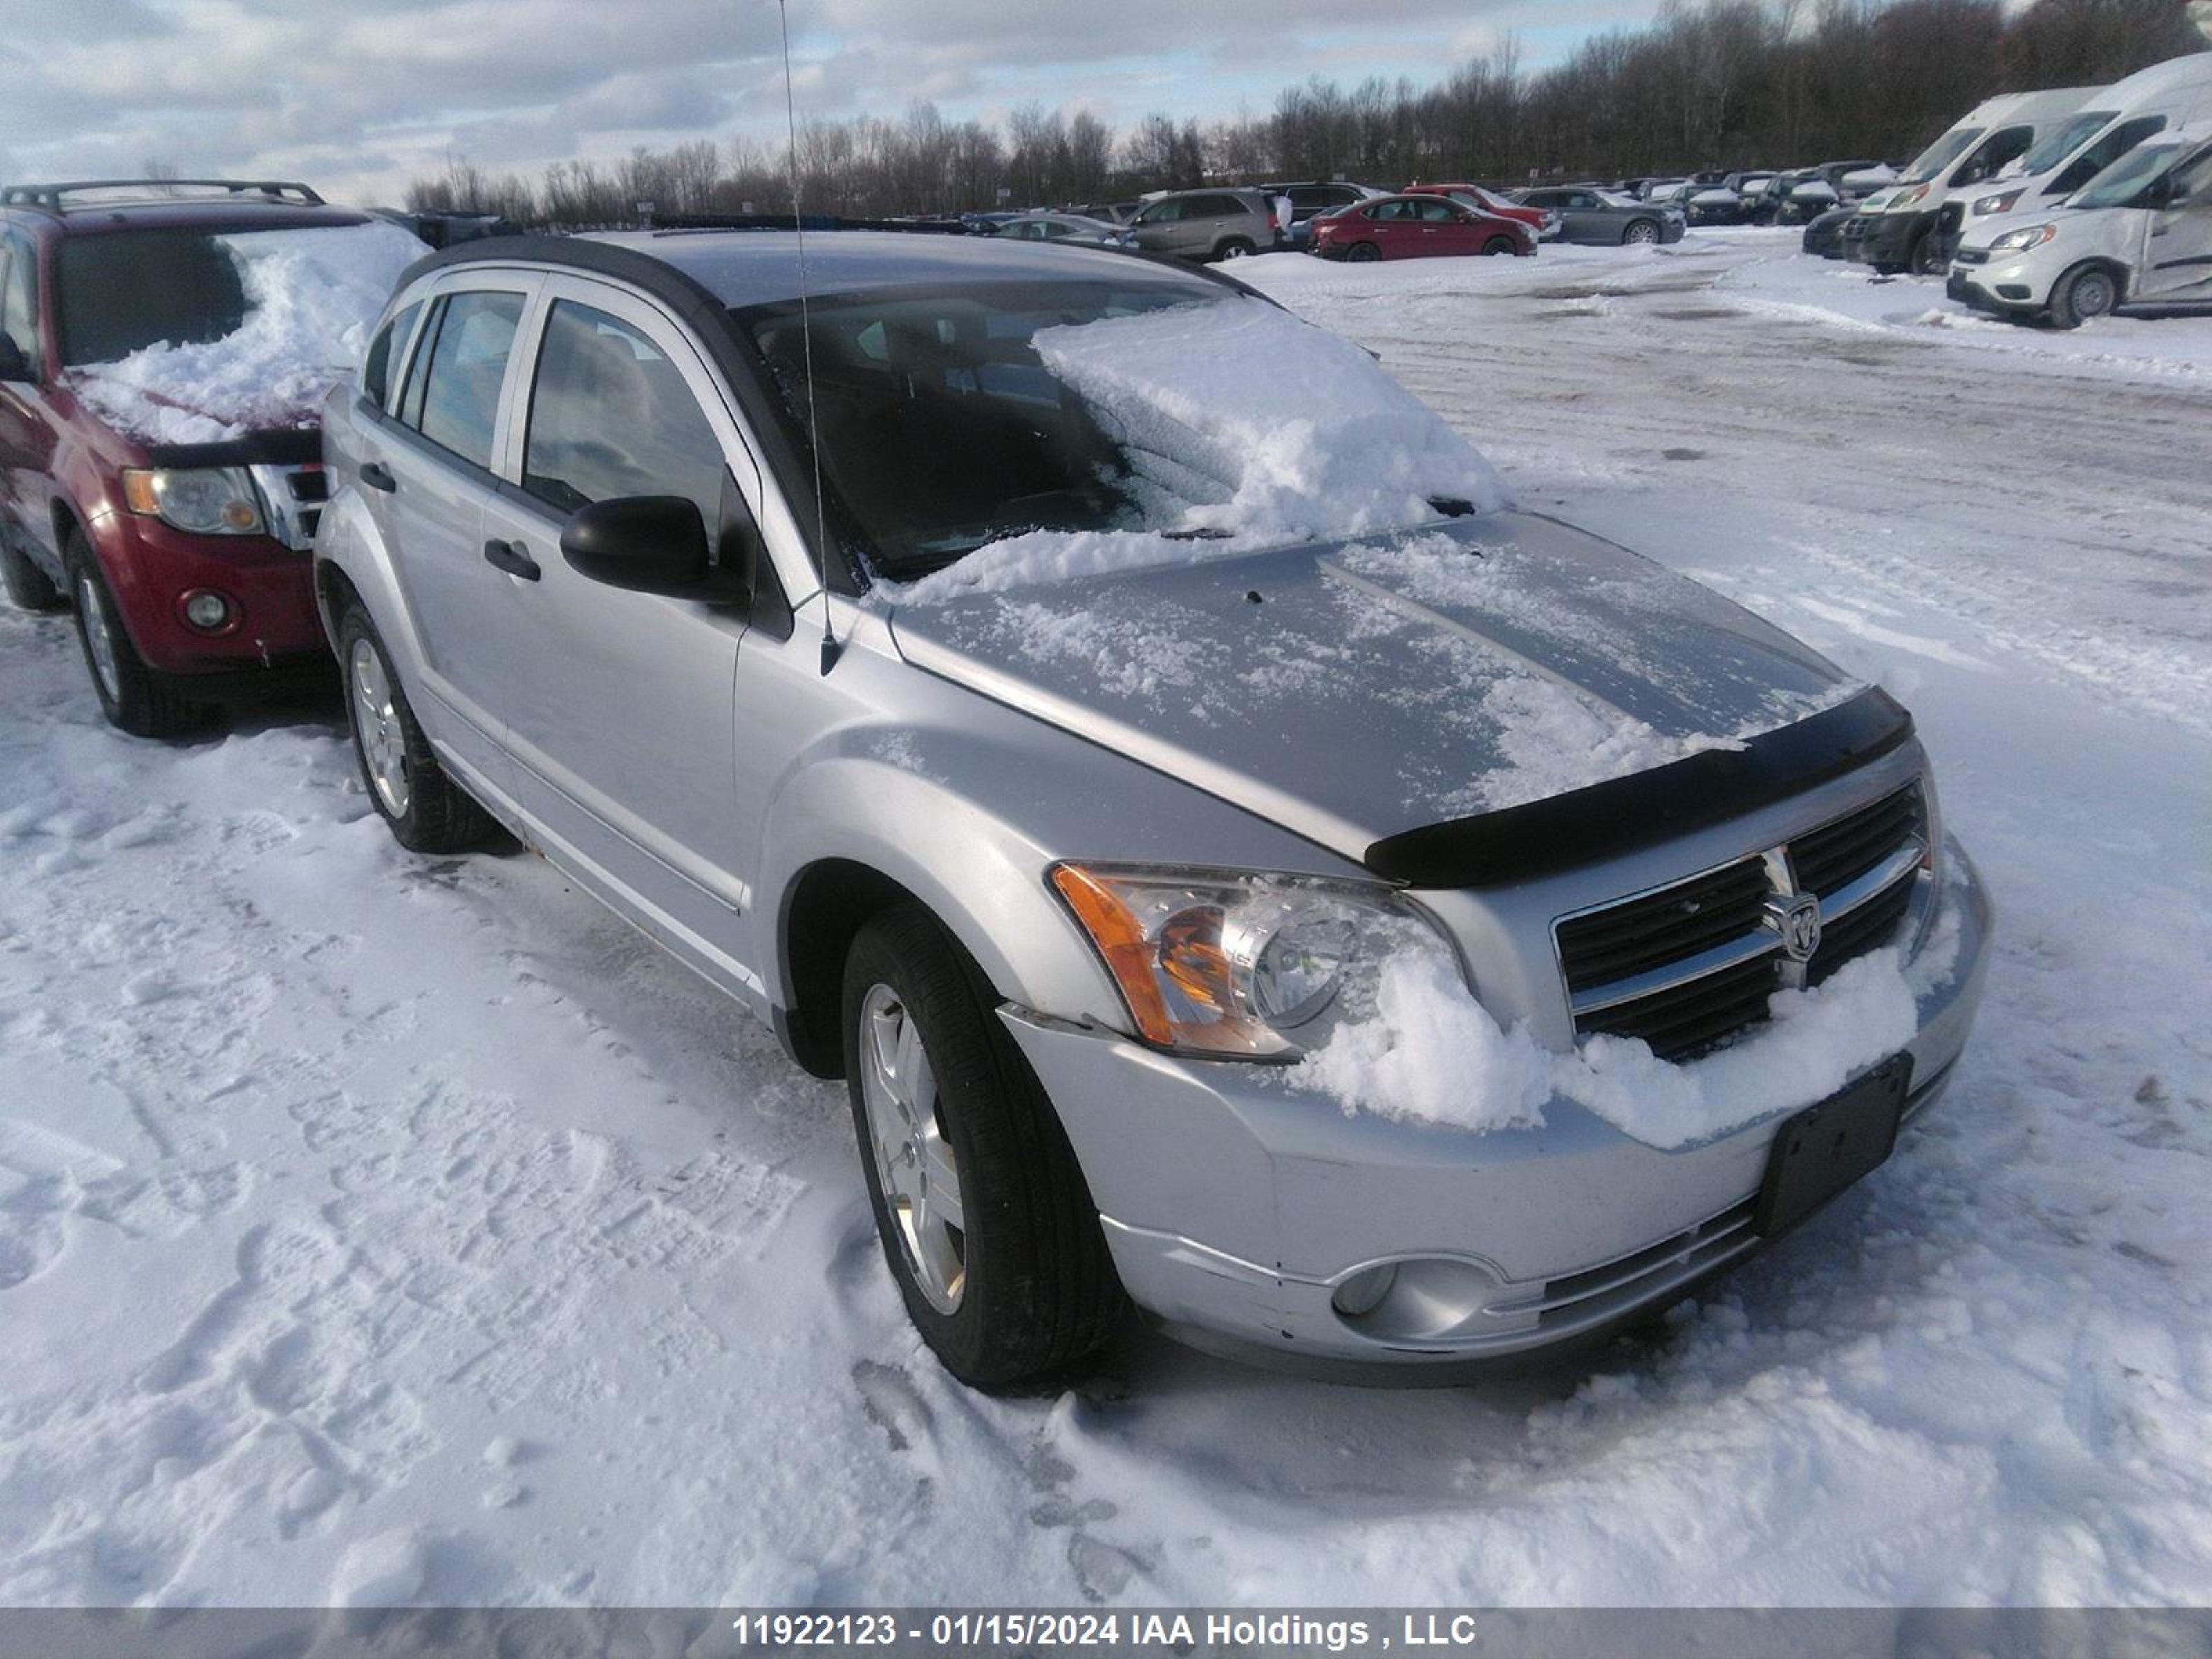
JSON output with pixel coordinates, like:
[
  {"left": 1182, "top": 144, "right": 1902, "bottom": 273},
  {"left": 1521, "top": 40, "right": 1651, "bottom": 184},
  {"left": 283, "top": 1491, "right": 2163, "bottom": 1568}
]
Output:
[
  {"left": 182, "top": 590, "right": 233, "bottom": 631},
  {"left": 1331, "top": 1262, "right": 1398, "bottom": 1318}
]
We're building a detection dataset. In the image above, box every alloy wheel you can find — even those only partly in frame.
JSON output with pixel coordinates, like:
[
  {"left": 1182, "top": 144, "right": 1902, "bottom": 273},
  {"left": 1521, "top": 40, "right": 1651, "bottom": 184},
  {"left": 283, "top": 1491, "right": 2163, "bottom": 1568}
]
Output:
[
  {"left": 857, "top": 982, "right": 965, "bottom": 1313},
  {"left": 75, "top": 571, "right": 122, "bottom": 703},
  {"left": 349, "top": 636, "right": 412, "bottom": 818}
]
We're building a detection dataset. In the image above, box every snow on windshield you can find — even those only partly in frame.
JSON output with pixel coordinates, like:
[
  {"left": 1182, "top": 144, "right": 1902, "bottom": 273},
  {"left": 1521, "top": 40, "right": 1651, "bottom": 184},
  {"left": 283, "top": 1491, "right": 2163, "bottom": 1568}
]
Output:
[
  {"left": 1297, "top": 869, "right": 1965, "bottom": 1146},
  {"left": 68, "top": 222, "right": 425, "bottom": 445},
  {"left": 889, "top": 299, "right": 1506, "bottom": 603}
]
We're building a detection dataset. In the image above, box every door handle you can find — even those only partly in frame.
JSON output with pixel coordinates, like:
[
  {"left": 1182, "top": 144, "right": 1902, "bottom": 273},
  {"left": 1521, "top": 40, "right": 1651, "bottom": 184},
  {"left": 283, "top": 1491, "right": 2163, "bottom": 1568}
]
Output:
[
  {"left": 359, "top": 461, "right": 396, "bottom": 492},
  {"left": 483, "top": 538, "right": 541, "bottom": 581}
]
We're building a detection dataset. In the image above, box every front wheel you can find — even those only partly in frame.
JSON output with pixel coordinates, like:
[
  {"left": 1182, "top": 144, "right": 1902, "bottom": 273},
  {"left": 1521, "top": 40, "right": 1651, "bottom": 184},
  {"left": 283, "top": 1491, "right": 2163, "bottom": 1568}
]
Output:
[
  {"left": 1908, "top": 232, "right": 1946, "bottom": 277},
  {"left": 1623, "top": 218, "right": 1660, "bottom": 245},
  {"left": 842, "top": 905, "right": 1123, "bottom": 1389},
  {"left": 2049, "top": 263, "right": 2118, "bottom": 330},
  {"left": 337, "top": 603, "right": 496, "bottom": 852},
  {"left": 1482, "top": 235, "right": 1517, "bottom": 256},
  {"left": 1346, "top": 241, "right": 1382, "bottom": 263},
  {"left": 65, "top": 533, "right": 205, "bottom": 738}
]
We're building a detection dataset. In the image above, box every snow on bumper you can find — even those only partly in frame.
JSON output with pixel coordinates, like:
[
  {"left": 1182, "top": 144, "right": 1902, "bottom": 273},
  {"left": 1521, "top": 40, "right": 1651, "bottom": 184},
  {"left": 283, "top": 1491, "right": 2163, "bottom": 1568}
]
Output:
[{"left": 1003, "top": 839, "right": 1992, "bottom": 1377}]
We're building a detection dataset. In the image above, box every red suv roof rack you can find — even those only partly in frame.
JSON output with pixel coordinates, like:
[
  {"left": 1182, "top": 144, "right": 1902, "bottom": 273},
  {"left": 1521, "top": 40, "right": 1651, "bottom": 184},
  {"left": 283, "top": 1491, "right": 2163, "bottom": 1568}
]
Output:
[{"left": 0, "top": 179, "right": 326, "bottom": 212}]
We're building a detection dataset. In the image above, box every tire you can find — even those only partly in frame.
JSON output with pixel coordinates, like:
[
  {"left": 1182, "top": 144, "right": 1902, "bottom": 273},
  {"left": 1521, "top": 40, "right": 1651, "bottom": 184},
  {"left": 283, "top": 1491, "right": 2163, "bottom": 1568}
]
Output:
[
  {"left": 1908, "top": 232, "right": 1945, "bottom": 278},
  {"left": 64, "top": 532, "right": 205, "bottom": 738},
  {"left": 1622, "top": 218, "right": 1661, "bottom": 245},
  {"left": 1214, "top": 237, "right": 1255, "bottom": 262},
  {"left": 842, "top": 904, "right": 1123, "bottom": 1389},
  {"left": 1482, "top": 236, "right": 1517, "bottom": 257},
  {"left": 1, "top": 527, "right": 62, "bottom": 612},
  {"left": 1347, "top": 241, "right": 1382, "bottom": 263},
  {"left": 2049, "top": 263, "right": 2119, "bottom": 330},
  {"left": 336, "top": 601, "right": 497, "bottom": 853}
]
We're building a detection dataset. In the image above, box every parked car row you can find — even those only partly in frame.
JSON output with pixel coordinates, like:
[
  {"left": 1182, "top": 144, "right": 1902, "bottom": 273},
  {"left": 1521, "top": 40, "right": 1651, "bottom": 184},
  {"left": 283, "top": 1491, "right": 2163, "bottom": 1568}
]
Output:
[
  {"left": 0, "top": 178, "right": 1996, "bottom": 1394},
  {"left": 1794, "top": 50, "right": 2212, "bottom": 328}
]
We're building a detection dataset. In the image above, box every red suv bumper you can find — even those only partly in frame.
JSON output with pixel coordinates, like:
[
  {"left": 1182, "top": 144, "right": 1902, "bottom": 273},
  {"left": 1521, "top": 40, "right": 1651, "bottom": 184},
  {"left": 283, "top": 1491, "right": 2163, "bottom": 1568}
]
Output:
[{"left": 90, "top": 507, "right": 325, "bottom": 679}]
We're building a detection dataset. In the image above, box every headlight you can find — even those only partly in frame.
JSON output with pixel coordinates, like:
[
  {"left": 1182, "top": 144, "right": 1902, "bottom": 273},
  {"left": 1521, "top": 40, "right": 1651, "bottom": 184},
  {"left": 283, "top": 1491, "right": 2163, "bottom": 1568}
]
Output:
[
  {"left": 1989, "top": 223, "right": 2058, "bottom": 252},
  {"left": 121, "top": 467, "right": 265, "bottom": 536},
  {"left": 1974, "top": 189, "right": 2024, "bottom": 216},
  {"left": 1049, "top": 863, "right": 1455, "bottom": 1060}
]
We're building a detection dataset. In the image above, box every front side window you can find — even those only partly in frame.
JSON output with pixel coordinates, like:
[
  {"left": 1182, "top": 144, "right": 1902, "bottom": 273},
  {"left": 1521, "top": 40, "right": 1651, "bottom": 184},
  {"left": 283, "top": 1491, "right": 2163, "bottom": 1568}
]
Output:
[
  {"left": 412, "top": 289, "right": 524, "bottom": 470},
  {"left": 1956, "top": 126, "right": 2035, "bottom": 187},
  {"left": 523, "top": 299, "right": 727, "bottom": 530},
  {"left": 1136, "top": 199, "right": 1182, "bottom": 225},
  {"left": 362, "top": 300, "right": 422, "bottom": 411},
  {"left": 1415, "top": 200, "right": 1459, "bottom": 223}
]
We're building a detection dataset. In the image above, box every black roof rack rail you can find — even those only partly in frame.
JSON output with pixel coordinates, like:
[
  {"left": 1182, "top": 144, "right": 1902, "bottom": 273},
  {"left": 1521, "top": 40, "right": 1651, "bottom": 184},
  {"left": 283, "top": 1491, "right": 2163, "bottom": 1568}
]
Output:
[{"left": 0, "top": 179, "right": 326, "bottom": 212}]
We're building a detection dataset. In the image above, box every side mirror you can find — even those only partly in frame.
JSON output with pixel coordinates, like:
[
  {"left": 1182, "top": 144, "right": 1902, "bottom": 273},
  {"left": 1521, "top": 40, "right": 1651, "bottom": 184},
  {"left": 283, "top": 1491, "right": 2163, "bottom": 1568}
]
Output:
[
  {"left": 561, "top": 494, "right": 748, "bottom": 603},
  {"left": 0, "top": 332, "right": 34, "bottom": 384}
]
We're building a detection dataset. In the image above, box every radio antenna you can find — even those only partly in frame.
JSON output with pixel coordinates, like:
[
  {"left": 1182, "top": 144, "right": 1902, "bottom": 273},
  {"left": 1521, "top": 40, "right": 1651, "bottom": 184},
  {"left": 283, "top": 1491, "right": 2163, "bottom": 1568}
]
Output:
[{"left": 777, "top": 0, "right": 838, "bottom": 673}]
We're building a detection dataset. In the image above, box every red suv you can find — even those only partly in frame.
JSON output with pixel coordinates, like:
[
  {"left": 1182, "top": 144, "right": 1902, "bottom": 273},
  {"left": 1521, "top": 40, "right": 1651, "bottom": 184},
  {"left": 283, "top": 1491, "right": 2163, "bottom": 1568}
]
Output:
[{"left": 0, "top": 180, "right": 415, "bottom": 735}]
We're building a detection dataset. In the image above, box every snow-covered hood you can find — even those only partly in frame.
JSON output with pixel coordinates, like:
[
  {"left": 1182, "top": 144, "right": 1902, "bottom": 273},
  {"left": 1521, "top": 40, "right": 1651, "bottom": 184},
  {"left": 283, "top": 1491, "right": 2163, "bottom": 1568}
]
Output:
[{"left": 888, "top": 513, "right": 1857, "bottom": 859}]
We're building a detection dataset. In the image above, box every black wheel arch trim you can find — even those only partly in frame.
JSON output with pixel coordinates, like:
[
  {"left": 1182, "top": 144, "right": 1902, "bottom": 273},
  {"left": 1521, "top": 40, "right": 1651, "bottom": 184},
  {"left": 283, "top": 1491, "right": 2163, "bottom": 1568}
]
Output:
[{"left": 1362, "top": 686, "right": 1916, "bottom": 888}]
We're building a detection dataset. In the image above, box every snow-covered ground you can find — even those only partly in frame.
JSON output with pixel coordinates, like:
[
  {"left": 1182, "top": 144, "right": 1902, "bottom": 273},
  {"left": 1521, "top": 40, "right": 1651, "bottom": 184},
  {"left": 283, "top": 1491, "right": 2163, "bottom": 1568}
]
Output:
[{"left": 1, "top": 228, "right": 2208, "bottom": 1608}]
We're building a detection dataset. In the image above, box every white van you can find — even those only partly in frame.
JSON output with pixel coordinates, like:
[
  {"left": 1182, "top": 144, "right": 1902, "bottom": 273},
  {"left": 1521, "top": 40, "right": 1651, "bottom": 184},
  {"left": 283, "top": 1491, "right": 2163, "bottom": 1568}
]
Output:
[
  {"left": 1847, "top": 86, "right": 2100, "bottom": 274},
  {"left": 1945, "top": 53, "right": 2212, "bottom": 261},
  {"left": 1949, "top": 120, "right": 2212, "bottom": 326}
]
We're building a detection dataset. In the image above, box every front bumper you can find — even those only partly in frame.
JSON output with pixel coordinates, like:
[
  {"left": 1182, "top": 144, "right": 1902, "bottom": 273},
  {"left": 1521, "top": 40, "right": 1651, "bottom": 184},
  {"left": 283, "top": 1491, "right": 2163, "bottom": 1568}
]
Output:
[
  {"left": 1948, "top": 253, "right": 2045, "bottom": 317},
  {"left": 91, "top": 510, "right": 325, "bottom": 677},
  {"left": 1850, "top": 208, "right": 1931, "bottom": 270},
  {"left": 1006, "top": 839, "right": 1993, "bottom": 1382}
]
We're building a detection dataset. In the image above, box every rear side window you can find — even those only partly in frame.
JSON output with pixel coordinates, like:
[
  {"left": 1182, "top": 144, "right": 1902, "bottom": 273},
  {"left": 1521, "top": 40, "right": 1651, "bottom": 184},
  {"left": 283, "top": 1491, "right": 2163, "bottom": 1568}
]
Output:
[
  {"left": 361, "top": 300, "right": 421, "bottom": 411},
  {"left": 410, "top": 290, "right": 523, "bottom": 470},
  {"left": 523, "top": 300, "right": 727, "bottom": 531}
]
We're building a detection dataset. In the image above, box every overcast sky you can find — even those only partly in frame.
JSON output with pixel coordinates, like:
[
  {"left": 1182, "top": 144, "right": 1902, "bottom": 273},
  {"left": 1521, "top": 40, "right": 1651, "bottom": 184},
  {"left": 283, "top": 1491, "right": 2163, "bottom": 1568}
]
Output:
[{"left": 1, "top": 0, "right": 1667, "bottom": 207}]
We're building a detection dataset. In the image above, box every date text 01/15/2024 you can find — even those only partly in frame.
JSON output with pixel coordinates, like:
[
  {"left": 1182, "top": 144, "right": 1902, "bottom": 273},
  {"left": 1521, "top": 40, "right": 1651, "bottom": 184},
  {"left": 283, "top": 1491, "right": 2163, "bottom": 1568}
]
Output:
[{"left": 727, "top": 1612, "right": 1485, "bottom": 1650}]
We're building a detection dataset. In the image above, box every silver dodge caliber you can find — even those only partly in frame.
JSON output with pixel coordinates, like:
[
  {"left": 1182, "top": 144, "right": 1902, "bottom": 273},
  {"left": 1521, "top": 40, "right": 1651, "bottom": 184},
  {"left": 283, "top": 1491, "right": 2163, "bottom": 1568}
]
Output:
[{"left": 316, "top": 231, "right": 1991, "bottom": 1389}]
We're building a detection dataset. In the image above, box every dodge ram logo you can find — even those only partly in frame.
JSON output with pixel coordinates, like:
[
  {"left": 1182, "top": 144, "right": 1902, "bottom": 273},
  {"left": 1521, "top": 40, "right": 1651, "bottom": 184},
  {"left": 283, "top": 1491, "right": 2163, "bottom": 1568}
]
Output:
[{"left": 1765, "top": 892, "right": 1824, "bottom": 963}]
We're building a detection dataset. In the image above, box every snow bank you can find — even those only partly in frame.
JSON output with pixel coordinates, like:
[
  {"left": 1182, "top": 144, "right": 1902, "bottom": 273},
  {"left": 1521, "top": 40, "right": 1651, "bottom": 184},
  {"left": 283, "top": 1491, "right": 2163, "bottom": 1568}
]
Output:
[
  {"left": 892, "top": 299, "right": 1506, "bottom": 603},
  {"left": 69, "top": 221, "right": 424, "bottom": 445},
  {"left": 1298, "top": 881, "right": 1959, "bottom": 1149}
]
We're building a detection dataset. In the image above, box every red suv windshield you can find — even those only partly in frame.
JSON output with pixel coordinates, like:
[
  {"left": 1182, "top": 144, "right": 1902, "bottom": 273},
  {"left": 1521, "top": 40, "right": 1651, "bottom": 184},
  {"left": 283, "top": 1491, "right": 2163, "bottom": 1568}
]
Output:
[{"left": 56, "top": 230, "right": 254, "bottom": 367}]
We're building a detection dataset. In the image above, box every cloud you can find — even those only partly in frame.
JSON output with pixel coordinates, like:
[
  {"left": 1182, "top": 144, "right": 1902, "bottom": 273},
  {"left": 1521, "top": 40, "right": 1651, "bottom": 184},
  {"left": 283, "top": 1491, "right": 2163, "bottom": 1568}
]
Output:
[{"left": 4, "top": 0, "right": 1658, "bottom": 206}]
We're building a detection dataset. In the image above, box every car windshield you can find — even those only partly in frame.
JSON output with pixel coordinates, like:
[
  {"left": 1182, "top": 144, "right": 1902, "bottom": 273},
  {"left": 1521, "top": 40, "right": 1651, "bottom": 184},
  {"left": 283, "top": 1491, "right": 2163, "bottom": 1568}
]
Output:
[
  {"left": 735, "top": 278, "right": 1232, "bottom": 577},
  {"left": 2017, "top": 111, "right": 2118, "bottom": 177},
  {"left": 1900, "top": 126, "right": 1984, "bottom": 185},
  {"left": 2069, "top": 140, "right": 2187, "bottom": 209},
  {"left": 733, "top": 278, "right": 1498, "bottom": 582}
]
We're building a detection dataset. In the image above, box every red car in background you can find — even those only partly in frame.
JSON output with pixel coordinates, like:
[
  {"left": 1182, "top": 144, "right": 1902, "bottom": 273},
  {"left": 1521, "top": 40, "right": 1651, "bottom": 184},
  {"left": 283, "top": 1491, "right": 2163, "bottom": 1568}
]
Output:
[
  {"left": 0, "top": 180, "right": 416, "bottom": 735},
  {"left": 1403, "top": 181, "right": 1559, "bottom": 241},
  {"left": 1309, "top": 194, "right": 1536, "bottom": 262}
]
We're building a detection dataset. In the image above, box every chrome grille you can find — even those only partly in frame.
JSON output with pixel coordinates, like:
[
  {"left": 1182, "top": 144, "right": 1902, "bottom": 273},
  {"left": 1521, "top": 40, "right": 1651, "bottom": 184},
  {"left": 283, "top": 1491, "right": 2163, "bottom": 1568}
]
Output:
[
  {"left": 1555, "top": 782, "right": 1927, "bottom": 1061},
  {"left": 247, "top": 462, "right": 328, "bottom": 552}
]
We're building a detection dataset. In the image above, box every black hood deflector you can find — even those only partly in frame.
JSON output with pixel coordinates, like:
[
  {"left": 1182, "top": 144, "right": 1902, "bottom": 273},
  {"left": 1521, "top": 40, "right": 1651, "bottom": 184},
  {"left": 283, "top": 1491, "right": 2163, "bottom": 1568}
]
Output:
[{"left": 1363, "top": 686, "right": 1915, "bottom": 888}]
